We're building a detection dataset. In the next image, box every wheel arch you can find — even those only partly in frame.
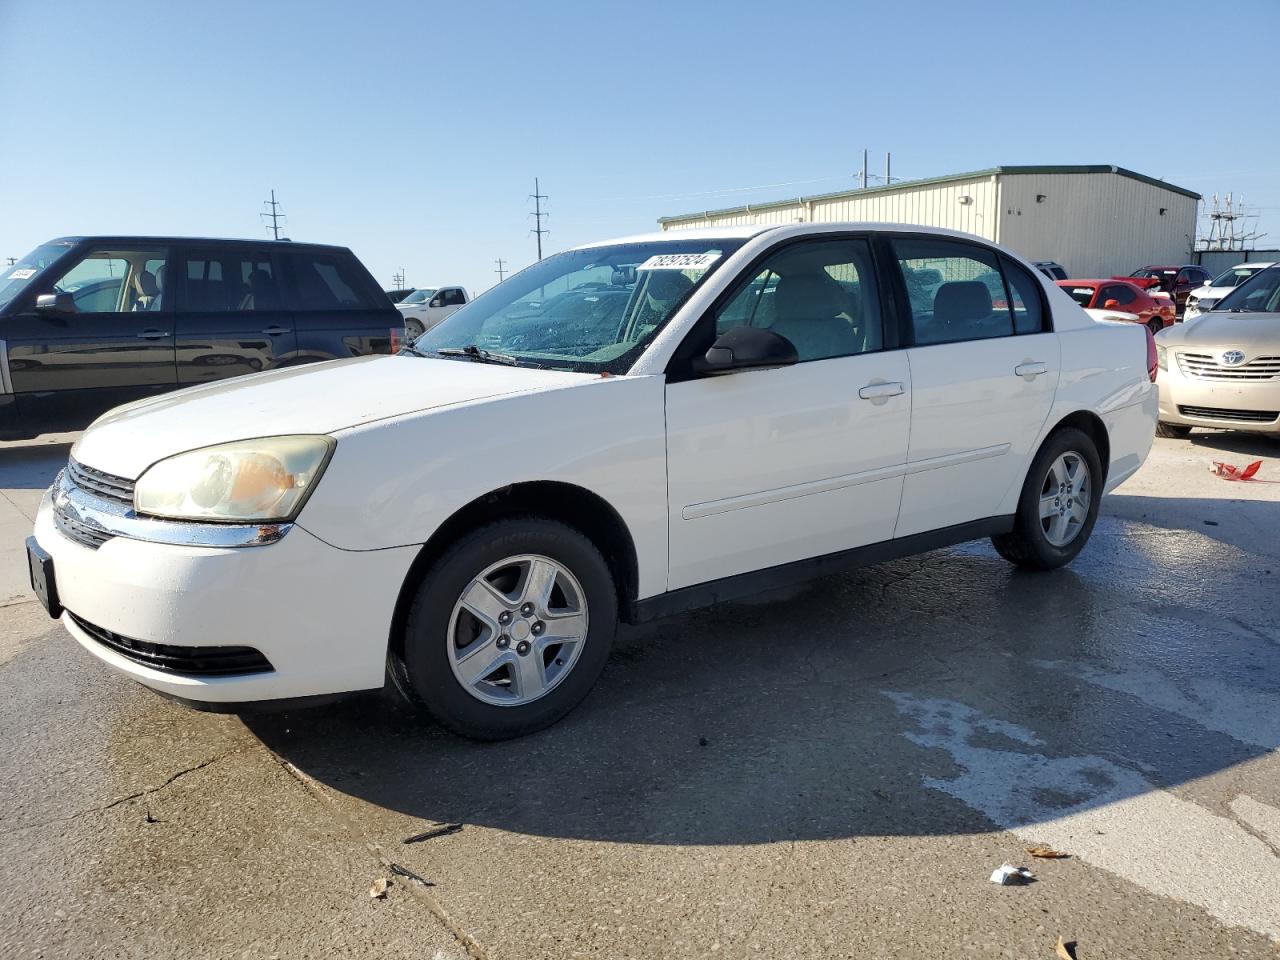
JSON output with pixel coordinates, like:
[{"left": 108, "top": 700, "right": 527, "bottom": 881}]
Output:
[
  {"left": 386, "top": 481, "right": 640, "bottom": 664},
  {"left": 1045, "top": 409, "right": 1110, "bottom": 486}
]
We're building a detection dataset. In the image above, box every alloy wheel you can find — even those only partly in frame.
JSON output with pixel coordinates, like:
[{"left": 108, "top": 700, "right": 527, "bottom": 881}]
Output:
[{"left": 1038, "top": 451, "right": 1092, "bottom": 547}]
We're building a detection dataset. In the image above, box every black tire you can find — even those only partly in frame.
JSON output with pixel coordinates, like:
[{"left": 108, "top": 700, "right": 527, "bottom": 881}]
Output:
[
  {"left": 391, "top": 516, "right": 617, "bottom": 740},
  {"left": 1147, "top": 318, "right": 1164, "bottom": 337},
  {"left": 1155, "top": 421, "right": 1192, "bottom": 439},
  {"left": 992, "top": 427, "right": 1104, "bottom": 571},
  {"left": 405, "top": 318, "right": 425, "bottom": 340}
]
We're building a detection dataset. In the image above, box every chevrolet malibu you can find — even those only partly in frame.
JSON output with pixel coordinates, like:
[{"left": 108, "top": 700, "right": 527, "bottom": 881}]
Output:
[
  {"left": 29, "top": 224, "right": 1158, "bottom": 740},
  {"left": 1155, "top": 264, "right": 1280, "bottom": 437}
]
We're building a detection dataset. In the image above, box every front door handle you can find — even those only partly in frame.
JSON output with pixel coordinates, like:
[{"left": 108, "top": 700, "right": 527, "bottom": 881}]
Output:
[
  {"left": 858, "top": 381, "right": 905, "bottom": 401},
  {"left": 1015, "top": 361, "right": 1048, "bottom": 379},
  {"left": 137, "top": 329, "right": 170, "bottom": 340},
  {"left": 262, "top": 325, "right": 289, "bottom": 336}
]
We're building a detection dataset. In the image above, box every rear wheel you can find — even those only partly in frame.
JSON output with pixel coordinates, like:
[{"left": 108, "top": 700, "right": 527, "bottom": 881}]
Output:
[
  {"left": 1156, "top": 421, "right": 1192, "bottom": 439},
  {"left": 992, "top": 427, "right": 1103, "bottom": 571},
  {"left": 392, "top": 517, "right": 617, "bottom": 740},
  {"left": 404, "top": 318, "right": 425, "bottom": 340},
  {"left": 1147, "top": 318, "right": 1164, "bottom": 336}
]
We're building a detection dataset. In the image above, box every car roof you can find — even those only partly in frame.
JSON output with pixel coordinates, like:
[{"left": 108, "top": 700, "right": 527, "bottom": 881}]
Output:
[
  {"left": 573, "top": 221, "right": 1042, "bottom": 251},
  {"left": 1221, "top": 262, "right": 1276, "bottom": 271},
  {"left": 1137, "top": 264, "right": 1196, "bottom": 271},
  {"left": 49, "top": 235, "right": 354, "bottom": 253},
  {"left": 571, "top": 224, "right": 776, "bottom": 249}
]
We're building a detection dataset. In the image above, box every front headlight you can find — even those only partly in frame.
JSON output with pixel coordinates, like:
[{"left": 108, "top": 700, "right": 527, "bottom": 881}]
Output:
[
  {"left": 134, "top": 436, "right": 334, "bottom": 522},
  {"left": 1156, "top": 344, "right": 1168, "bottom": 371}
]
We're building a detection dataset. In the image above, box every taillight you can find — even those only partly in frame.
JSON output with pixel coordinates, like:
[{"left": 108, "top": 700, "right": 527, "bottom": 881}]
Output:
[
  {"left": 389, "top": 327, "right": 402, "bottom": 354},
  {"left": 1144, "top": 326, "right": 1158, "bottom": 382}
]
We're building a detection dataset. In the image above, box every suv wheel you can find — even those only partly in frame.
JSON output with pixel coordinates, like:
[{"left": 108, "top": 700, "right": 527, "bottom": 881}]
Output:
[
  {"left": 392, "top": 517, "right": 617, "bottom": 740},
  {"left": 992, "top": 427, "right": 1103, "bottom": 571}
]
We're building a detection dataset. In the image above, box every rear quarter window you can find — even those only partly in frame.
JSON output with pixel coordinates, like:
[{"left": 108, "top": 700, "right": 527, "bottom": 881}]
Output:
[{"left": 284, "top": 251, "right": 379, "bottom": 311}]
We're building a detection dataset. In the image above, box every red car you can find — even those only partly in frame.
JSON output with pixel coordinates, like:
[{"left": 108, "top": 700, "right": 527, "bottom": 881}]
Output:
[
  {"left": 1056, "top": 279, "right": 1176, "bottom": 335},
  {"left": 1119, "top": 265, "right": 1212, "bottom": 316}
]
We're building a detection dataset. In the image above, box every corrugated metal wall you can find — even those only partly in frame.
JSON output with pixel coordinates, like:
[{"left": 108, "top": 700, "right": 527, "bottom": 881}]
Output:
[
  {"left": 1194, "top": 249, "right": 1280, "bottom": 276},
  {"left": 996, "top": 173, "right": 1198, "bottom": 277}
]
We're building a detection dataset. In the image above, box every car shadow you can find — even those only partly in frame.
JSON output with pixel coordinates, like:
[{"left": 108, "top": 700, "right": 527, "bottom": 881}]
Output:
[
  {"left": 246, "top": 509, "right": 1279, "bottom": 845},
  {"left": 1185, "top": 430, "right": 1280, "bottom": 458},
  {"left": 0, "top": 439, "right": 74, "bottom": 490}
]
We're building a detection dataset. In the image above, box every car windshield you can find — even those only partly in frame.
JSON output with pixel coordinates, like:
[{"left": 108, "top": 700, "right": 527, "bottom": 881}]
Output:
[
  {"left": 1210, "top": 267, "right": 1262, "bottom": 288},
  {"left": 0, "top": 241, "right": 74, "bottom": 310},
  {"left": 1062, "top": 285, "right": 1097, "bottom": 307},
  {"left": 1215, "top": 266, "right": 1280, "bottom": 313},
  {"left": 410, "top": 239, "right": 744, "bottom": 373},
  {"left": 401, "top": 287, "right": 437, "bottom": 304}
]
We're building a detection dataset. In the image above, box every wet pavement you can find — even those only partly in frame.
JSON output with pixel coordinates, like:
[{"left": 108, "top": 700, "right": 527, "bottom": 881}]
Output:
[{"left": 2, "top": 431, "right": 1279, "bottom": 959}]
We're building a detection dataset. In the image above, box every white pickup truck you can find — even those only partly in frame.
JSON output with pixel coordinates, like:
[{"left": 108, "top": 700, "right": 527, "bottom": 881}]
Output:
[{"left": 396, "top": 285, "right": 470, "bottom": 338}]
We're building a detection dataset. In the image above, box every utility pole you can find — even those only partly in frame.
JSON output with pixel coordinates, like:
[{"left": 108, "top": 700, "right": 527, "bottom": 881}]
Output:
[
  {"left": 392, "top": 268, "right": 406, "bottom": 290},
  {"left": 494, "top": 258, "right": 508, "bottom": 283},
  {"left": 529, "top": 178, "right": 549, "bottom": 260},
  {"left": 859, "top": 149, "right": 868, "bottom": 190},
  {"left": 261, "top": 189, "right": 286, "bottom": 240},
  {"left": 4, "top": 257, "right": 15, "bottom": 267}
]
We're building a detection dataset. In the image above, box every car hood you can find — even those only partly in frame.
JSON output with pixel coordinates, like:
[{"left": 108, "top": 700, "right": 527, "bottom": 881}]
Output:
[
  {"left": 72, "top": 355, "right": 592, "bottom": 478},
  {"left": 1190, "top": 286, "right": 1231, "bottom": 300},
  {"left": 1157, "top": 312, "right": 1280, "bottom": 349}
]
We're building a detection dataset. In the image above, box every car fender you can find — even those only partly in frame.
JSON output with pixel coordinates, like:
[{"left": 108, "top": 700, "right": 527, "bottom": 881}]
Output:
[{"left": 296, "top": 373, "right": 671, "bottom": 599}]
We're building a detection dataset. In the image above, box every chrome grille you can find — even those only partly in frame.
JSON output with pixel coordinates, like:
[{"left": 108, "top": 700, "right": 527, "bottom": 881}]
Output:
[
  {"left": 54, "top": 509, "right": 113, "bottom": 549},
  {"left": 1178, "top": 405, "right": 1279, "bottom": 423},
  {"left": 66, "top": 458, "right": 135, "bottom": 504},
  {"left": 1176, "top": 351, "right": 1280, "bottom": 381}
]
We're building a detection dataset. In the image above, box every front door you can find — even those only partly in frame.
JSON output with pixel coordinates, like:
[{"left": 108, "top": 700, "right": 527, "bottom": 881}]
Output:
[
  {"left": 664, "top": 236, "right": 911, "bottom": 590},
  {"left": 884, "top": 235, "right": 1060, "bottom": 538},
  {"left": 8, "top": 245, "right": 175, "bottom": 432},
  {"left": 174, "top": 245, "right": 296, "bottom": 384}
]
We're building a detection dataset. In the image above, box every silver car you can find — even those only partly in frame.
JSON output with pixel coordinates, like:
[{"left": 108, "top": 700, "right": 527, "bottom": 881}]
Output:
[{"left": 1155, "top": 265, "right": 1280, "bottom": 437}]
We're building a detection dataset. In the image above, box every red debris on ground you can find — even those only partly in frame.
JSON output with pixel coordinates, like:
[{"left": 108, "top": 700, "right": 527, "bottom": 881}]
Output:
[{"left": 1211, "top": 460, "right": 1264, "bottom": 481}]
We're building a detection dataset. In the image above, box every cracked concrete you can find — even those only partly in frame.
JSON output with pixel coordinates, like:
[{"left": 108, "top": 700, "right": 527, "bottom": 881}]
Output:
[{"left": 3, "top": 430, "right": 1280, "bottom": 958}]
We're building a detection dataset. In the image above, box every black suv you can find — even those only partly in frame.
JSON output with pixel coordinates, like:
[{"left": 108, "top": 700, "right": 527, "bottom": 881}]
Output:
[{"left": 0, "top": 236, "right": 399, "bottom": 440}]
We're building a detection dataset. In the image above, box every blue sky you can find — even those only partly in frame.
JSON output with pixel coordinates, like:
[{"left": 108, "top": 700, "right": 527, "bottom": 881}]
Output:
[{"left": 2, "top": 0, "right": 1277, "bottom": 295}]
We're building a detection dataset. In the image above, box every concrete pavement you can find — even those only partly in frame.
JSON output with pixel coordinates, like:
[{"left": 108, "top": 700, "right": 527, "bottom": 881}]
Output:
[{"left": 2, "top": 430, "right": 1279, "bottom": 958}]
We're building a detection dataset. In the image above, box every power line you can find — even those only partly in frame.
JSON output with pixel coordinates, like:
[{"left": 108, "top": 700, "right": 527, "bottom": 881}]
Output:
[
  {"left": 529, "top": 178, "right": 549, "bottom": 260},
  {"left": 261, "top": 189, "right": 287, "bottom": 240},
  {"left": 494, "top": 258, "right": 508, "bottom": 283}
]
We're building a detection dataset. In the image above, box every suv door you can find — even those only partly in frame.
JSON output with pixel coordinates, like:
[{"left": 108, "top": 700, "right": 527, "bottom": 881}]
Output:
[
  {"left": 6, "top": 244, "right": 176, "bottom": 432},
  {"left": 281, "top": 248, "right": 396, "bottom": 359},
  {"left": 664, "top": 236, "right": 911, "bottom": 589},
  {"left": 887, "top": 236, "right": 1060, "bottom": 537},
  {"left": 174, "top": 245, "right": 296, "bottom": 384}
]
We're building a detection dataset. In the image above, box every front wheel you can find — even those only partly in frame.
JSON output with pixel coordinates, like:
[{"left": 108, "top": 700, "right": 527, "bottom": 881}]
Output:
[
  {"left": 404, "top": 318, "right": 425, "bottom": 340},
  {"left": 992, "top": 427, "right": 1103, "bottom": 571},
  {"left": 392, "top": 517, "right": 617, "bottom": 740},
  {"left": 1156, "top": 421, "right": 1192, "bottom": 439},
  {"left": 1147, "top": 318, "right": 1164, "bottom": 337}
]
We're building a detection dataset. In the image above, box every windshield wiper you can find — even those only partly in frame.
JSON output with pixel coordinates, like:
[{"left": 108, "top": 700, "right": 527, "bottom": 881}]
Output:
[
  {"left": 398, "top": 342, "right": 431, "bottom": 357},
  {"left": 435, "top": 345, "right": 522, "bottom": 366}
]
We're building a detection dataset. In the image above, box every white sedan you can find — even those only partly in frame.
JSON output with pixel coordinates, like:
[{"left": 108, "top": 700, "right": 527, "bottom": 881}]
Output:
[{"left": 28, "top": 224, "right": 1157, "bottom": 739}]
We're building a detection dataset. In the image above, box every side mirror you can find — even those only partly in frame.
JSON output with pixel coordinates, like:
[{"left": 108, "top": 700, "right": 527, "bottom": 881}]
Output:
[
  {"left": 35, "top": 292, "right": 76, "bottom": 314},
  {"left": 696, "top": 326, "right": 799, "bottom": 375},
  {"left": 1103, "top": 298, "right": 1120, "bottom": 309}
]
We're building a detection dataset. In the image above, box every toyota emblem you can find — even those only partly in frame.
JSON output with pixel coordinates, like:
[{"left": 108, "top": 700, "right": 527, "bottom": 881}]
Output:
[{"left": 1221, "top": 350, "right": 1246, "bottom": 366}]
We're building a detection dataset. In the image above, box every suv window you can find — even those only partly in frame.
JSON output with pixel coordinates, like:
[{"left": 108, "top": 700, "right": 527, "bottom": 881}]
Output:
[
  {"left": 179, "top": 248, "right": 284, "bottom": 312},
  {"left": 713, "top": 238, "right": 883, "bottom": 362},
  {"left": 48, "top": 248, "right": 168, "bottom": 313},
  {"left": 891, "top": 237, "right": 1014, "bottom": 345},
  {"left": 283, "top": 251, "right": 376, "bottom": 311}
]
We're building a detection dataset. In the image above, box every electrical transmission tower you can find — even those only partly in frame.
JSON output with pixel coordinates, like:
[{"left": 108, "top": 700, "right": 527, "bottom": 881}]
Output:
[
  {"left": 392, "top": 268, "right": 406, "bottom": 290},
  {"left": 261, "top": 189, "right": 287, "bottom": 240},
  {"left": 1199, "top": 193, "right": 1266, "bottom": 251},
  {"left": 529, "top": 178, "right": 549, "bottom": 260},
  {"left": 494, "top": 258, "right": 508, "bottom": 283}
]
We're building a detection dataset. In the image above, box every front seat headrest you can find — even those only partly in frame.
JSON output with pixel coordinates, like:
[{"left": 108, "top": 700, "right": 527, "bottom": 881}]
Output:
[
  {"left": 134, "top": 270, "right": 159, "bottom": 298},
  {"left": 774, "top": 273, "right": 845, "bottom": 322},
  {"left": 934, "top": 281, "right": 991, "bottom": 323}
]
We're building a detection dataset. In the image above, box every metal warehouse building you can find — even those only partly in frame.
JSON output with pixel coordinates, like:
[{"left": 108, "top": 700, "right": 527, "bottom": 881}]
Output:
[{"left": 659, "top": 165, "right": 1200, "bottom": 279}]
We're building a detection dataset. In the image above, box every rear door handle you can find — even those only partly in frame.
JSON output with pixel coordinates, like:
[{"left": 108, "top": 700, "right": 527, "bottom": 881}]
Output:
[
  {"left": 1015, "top": 362, "right": 1048, "bottom": 379},
  {"left": 137, "top": 329, "right": 170, "bottom": 340},
  {"left": 858, "top": 381, "right": 905, "bottom": 401},
  {"left": 262, "top": 325, "right": 289, "bottom": 336}
]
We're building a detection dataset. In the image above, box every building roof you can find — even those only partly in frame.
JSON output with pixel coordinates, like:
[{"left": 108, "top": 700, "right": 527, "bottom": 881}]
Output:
[{"left": 658, "top": 165, "right": 1201, "bottom": 225}]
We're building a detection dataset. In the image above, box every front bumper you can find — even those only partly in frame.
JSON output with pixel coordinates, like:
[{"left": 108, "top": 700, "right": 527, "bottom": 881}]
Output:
[
  {"left": 1157, "top": 352, "right": 1280, "bottom": 433},
  {"left": 33, "top": 486, "right": 419, "bottom": 704}
]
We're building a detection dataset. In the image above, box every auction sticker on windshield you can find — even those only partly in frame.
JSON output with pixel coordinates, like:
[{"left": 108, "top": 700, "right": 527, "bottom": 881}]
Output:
[
  {"left": 7, "top": 269, "right": 36, "bottom": 280},
  {"left": 637, "top": 253, "right": 721, "bottom": 271}
]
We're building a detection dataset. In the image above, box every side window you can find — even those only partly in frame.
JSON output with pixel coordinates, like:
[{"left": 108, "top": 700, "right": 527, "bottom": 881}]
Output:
[
  {"left": 1112, "top": 284, "right": 1136, "bottom": 306},
  {"left": 891, "top": 237, "right": 1013, "bottom": 345},
  {"left": 1001, "top": 257, "right": 1046, "bottom": 334},
  {"left": 441, "top": 288, "right": 465, "bottom": 306},
  {"left": 283, "top": 252, "right": 376, "bottom": 311},
  {"left": 48, "top": 249, "right": 168, "bottom": 313},
  {"left": 178, "top": 249, "right": 283, "bottom": 312},
  {"left": 712, "top": 238, "right": 883, "bottom": 362}
]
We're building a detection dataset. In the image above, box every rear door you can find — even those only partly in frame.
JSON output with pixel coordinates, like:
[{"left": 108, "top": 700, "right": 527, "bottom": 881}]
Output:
[
  {"left": 281, "top": 248, "right": 396, "bottom": 359},
  {"left": 887, "top": 235, "right": 1060, "bottom": 538},
  {"left": 174, "top": 244, "right": 297, "bottom": 383},
  {"left": 7, "top": 244, "right": 176, "bottom": 431}
]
